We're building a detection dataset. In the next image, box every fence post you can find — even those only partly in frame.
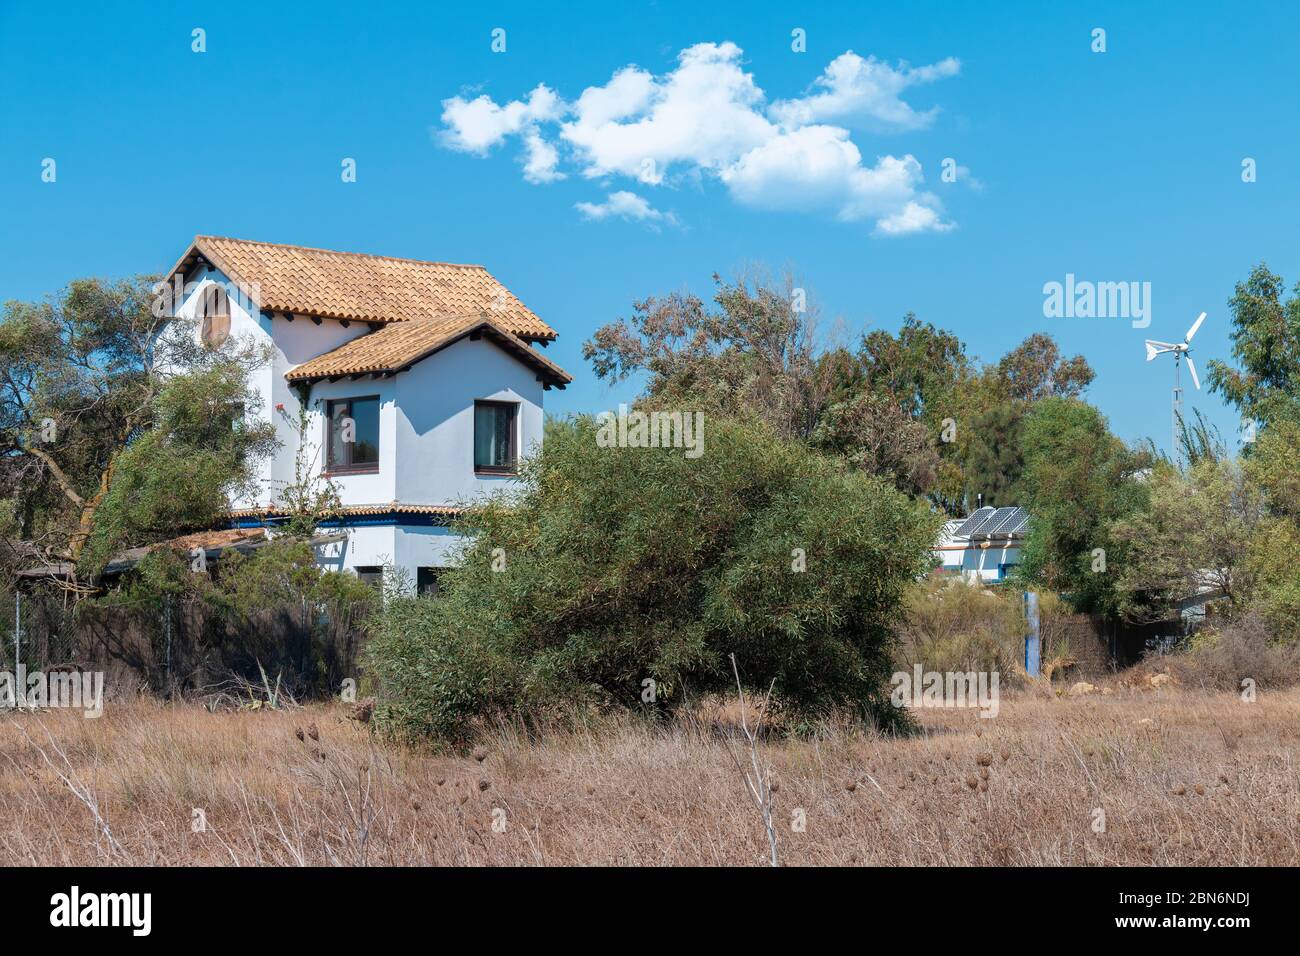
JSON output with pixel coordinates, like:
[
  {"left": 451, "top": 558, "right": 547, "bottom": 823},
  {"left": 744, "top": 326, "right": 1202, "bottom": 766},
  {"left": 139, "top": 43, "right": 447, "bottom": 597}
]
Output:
[
  {"left": 13, "top": 590, "right": 19, "bottom": 671},
  {"left": 1024, "top": 591, "right": 1041, "bottom": 677},
  {"left": 164, "top": 595, "right": 173, "bottom": 691}
]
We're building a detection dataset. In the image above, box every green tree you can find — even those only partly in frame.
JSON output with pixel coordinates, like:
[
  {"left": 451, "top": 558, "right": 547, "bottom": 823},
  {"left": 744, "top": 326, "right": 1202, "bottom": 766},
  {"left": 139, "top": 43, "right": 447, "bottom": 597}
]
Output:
[
  {"left": 1246, "top": 519, "right": 1300, "bottom": 638},
  {"left": 1207, "top": 263, "right": 1300, "bottom": 428},
  {"left": 810, "top": 391, "right": 939, "bottom": 497},
  {"left": 0, "top": 276, "right": 275, "bottom": 576},
  {"left": 1014, "top": 398, "right": 1151, "bottom": 615},
  {"left": 366, "top": 415, "right": 940, "bottom": 743},
  {"left": 851, "top": 314, "right": 970, "bottom": 508},
  {"left": 584, "top": 273, "right": 1093, "bottom": 514},
  {"left": 994, "top": 333, "right": 1095, "bottom": 403},
  {"left": 1243, "top": 418, "right": 1300, "bottom": 519},
  {"left": 957, "top": 378, "right": 1024, "bottom": 508},
  {"left": 856, "top": 313, "right": 970, "bottom": 421},
  {"left": 956, "top": 334, "right": 1095, "bottom": 508},
  {"left": 1110, "top": 459, "right": 1265, "bottom": 623},
  {"left": 1242, "top": 420, "right": 1300, "bottom": 637},
  {"left": 582, "top": 272, "right": 835, "bottom": 441}
]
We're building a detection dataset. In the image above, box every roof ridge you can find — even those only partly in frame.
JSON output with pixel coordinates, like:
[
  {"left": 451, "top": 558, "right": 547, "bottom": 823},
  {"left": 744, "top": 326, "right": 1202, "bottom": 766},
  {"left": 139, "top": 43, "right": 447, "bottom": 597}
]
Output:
[{"left": 195, "top": 235, "right": 489, "bottom": 271}]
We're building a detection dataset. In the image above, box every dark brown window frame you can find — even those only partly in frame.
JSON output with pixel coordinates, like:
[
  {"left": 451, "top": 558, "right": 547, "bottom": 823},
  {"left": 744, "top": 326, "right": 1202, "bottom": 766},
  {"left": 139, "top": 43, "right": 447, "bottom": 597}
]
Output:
[
  {"left": 325, "top": 395, "right": 381, "bottom": 476},
  {"left": 355, "top": 566, "right": 384, "bottom": 590},
  {"left": 474, "top": 399, "right": 520, "bottom": 475}
]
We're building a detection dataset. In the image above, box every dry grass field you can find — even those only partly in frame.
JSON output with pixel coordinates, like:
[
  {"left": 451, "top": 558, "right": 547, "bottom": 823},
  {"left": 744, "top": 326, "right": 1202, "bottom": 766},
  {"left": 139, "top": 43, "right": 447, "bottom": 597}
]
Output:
[{"left": 1, "top": 683, "right": 1297, "bottom": 866}]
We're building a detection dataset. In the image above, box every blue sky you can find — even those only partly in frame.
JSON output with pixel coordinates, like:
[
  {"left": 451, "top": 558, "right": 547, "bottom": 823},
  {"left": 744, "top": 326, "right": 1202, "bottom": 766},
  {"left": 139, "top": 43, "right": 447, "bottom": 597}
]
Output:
[{"left": 2, "top": 0, "right": 1296, "bottom": 453}]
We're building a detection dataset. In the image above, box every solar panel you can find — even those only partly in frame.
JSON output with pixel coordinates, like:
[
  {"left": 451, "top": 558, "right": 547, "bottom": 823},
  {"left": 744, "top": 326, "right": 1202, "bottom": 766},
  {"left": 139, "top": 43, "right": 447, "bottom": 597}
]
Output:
[
  {"left": 970, "top": 506, "right": 1017, "bottom": 538},
  {"left": 1006, "top": 509, "right": 1031, "bottom": 535},
  {"left": 953, "top": 507, "right": 994, "bottom": 538},
  {"left": 988, "top": 506, "right": 1026, "bottom": 536}
]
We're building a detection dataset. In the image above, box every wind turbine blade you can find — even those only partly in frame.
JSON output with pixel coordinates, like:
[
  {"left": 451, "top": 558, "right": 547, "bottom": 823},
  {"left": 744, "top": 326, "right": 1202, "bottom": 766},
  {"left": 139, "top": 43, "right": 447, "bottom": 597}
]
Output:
[
  {"left": 1145, "top": 341, "right": 1175, "bottom": 361},
  {"left": 1186, "top": 355, "right": 1201, "bottom": 390},
  {"left": 1185, "top": 312, "right": 1206, "bottom": 344}
]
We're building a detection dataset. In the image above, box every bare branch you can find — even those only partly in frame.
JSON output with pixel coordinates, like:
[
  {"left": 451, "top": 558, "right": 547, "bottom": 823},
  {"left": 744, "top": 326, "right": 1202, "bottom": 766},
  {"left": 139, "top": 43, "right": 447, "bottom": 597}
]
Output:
[{"left": 22, "top": 445, "right": 84, "bottom": 507}]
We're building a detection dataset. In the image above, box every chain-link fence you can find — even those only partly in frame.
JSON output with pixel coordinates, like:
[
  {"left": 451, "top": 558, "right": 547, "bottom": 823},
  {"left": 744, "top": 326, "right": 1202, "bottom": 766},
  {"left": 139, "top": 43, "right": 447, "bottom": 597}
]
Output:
[
  {"left": 0, "top": 588, "right": 81, "bottom": 674},
  {"left": 1, "top": 586, "right": 369, "bottom": 700}
]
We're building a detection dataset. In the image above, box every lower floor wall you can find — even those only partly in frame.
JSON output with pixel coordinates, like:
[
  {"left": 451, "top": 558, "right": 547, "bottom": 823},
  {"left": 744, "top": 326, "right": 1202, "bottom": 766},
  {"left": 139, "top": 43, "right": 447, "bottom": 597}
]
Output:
[
  {"left": 311, "top": 522, "right": 466, "bottom": 594},
  {"left": 934, "top": 544, "right": 1022, "bottom": 582}
]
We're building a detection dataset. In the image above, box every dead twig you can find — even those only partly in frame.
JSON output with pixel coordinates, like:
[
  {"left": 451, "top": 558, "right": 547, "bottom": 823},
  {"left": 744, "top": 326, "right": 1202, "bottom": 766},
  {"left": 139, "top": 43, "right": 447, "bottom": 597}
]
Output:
[{"left": 723, "top": 654, "right": 779, "bottom": 867}]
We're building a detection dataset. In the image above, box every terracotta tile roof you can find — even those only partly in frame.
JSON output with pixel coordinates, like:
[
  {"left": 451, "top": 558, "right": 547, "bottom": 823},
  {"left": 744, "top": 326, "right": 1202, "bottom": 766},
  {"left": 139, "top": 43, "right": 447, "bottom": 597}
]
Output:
[
  {"left": 16, "top": 529, "right": 271, "bottom": 580},
  {"left": 284, "top": 312, "right": 571, "bottom": 388},
  {"left": 165, "top": 236, "right": 556, "bottom": 341},
  {"left": 99, "top": 529, "right": 269, "bottom": 575},
  {"left": 157, "top": 528, "right": 269, "bottom": 551},
  {"left": 228, "top": 504, "right": 463, "bottom": 520}
]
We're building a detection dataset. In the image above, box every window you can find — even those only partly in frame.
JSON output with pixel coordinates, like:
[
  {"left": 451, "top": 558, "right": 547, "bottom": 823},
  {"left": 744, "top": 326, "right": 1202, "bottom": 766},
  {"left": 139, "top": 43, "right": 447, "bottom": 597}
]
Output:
[
  {"left": 327, "top": 397, "right": 380, "bottom": 474},
  {"left": 474, "top": 400, "right": 518, "bottom": 474},
  {"left": 417, "top": 567, "right": 445, "bottom": 598},
  {"left": 355, "top": 566, "right": 384, "bottom": 590}
]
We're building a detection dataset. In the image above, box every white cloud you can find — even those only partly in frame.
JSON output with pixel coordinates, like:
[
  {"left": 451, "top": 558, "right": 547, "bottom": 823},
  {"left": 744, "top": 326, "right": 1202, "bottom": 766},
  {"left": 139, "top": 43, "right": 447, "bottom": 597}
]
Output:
[
  {"left": 568, "top": 67, "right": 657, "bottom": 130},
  {"left": 561, "top": 42, "right": 775, "bottom": 182},
  {"left": 436, "top": 42, "right": 962, "bottom": 234},
  {"left": 439, "top": 84, "right": 565, "bottom": 153},
  {"left": 770, "top": 53, "right": 959, "bottom": 131},
  {"left": 721, "top": 127, "right": 923, "bottom": 222},
  {"left": 575, "top": 191, "right": 677, "bottom": 228},
  {"left": 875, "top": 200, "right": 955, "bottom": 237},
  {"left": 521, "top": 130, "right": 563, "bottom": 183}
]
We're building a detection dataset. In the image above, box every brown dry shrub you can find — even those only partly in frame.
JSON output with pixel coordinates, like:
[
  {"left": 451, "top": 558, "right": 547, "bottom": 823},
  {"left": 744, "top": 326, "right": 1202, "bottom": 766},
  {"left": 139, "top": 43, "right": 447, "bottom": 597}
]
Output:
[{"left": 1162, "top": 613, "right": 1300, "bottom": 691}]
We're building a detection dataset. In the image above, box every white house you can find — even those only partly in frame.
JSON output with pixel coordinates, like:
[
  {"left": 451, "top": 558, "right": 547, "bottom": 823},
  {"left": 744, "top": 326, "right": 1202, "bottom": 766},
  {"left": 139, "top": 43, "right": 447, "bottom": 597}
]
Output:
[
  {"left": 161, "top": 235, "right": 572, "bottom": 593},
  {"left": 934, "top": 506, "right": 1030, "bottom": 582}
]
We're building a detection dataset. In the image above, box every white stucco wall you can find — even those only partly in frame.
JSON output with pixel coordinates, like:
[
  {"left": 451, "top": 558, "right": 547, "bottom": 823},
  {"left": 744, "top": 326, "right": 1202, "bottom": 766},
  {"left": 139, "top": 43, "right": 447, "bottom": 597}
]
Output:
[
  {"left": 268, "top": 313, "right": 369, "bottom": 505},
  {"left": 285, "top": 334, "right": 543, "bottom": 509},
  {"left": 306, "top": 523, "right": 466, "bottom": 592},
  {"left": 297, "top": 376, "right": 399, "bottom": 504},
  {"left": 393, "top": 525, "right": 466, "bottom": 573},
  {"left": 936, "top": 543, "right": 1022, "bottom": 582},
  {"left": 392, "top": 335, "right": 544, "bottom": 506},
  {"left": 297, "top": 334, "right": 543, "bottom": 586},
  {"left": 172, "top": 263, "right": 551, "bottom": 586}
]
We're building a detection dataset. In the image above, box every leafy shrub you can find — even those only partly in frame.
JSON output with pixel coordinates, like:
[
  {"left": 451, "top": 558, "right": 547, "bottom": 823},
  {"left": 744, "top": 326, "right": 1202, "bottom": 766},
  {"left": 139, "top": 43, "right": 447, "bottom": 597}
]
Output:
[
  {"left": 895, "top": 577, "right": 1026, "bottom": 677},
  {"left": 366, "top": 414, "right": 940, "bottom": 743}
]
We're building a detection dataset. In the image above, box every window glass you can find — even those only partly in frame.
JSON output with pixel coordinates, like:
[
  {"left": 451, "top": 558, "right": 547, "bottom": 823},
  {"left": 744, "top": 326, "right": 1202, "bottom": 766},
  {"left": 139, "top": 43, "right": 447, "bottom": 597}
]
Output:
[
  {"left": 327, "top": 397, "right": 380, "bottom": 472},
  {"left": 474, "top": 401, "right": 517, "bottom": 472},
  {"left": 329, "top": 401, "right": 350, "bottom": 469},
  {"left": 350, "top": 397, "right": 380, "bottom": 465}
]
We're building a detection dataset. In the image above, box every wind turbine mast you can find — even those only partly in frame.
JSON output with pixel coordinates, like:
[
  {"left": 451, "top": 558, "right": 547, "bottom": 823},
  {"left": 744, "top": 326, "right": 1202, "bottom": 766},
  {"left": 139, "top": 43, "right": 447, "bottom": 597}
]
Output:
[
  {"left": 1144, "top": 312, "right": 1206, "bottom": 469},
  {"left": 1172, "top": 352, "right": 1183, "bottom": 464}
]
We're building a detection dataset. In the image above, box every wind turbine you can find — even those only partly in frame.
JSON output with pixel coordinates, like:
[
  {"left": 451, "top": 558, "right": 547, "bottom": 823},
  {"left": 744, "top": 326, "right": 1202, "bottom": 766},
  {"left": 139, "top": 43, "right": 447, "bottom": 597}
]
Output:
[{"left": 1145, "top": 312, "right": 1206, "bottom": 467}]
